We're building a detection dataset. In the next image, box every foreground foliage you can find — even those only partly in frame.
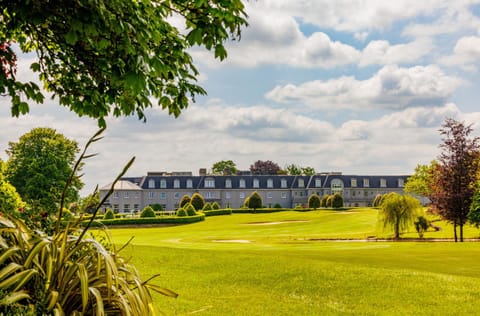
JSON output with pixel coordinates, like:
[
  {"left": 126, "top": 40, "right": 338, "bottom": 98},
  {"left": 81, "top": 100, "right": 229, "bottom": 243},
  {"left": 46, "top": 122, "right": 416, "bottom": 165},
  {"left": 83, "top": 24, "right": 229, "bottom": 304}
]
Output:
[{"left": 0, "top": 0, "right": 247, "bottom": 126}]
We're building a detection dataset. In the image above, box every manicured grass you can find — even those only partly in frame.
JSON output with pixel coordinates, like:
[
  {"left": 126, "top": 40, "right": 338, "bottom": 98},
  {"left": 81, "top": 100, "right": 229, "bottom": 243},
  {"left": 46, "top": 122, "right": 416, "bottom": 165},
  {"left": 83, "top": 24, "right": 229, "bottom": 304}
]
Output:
[{"left": 108, "top": 209, "right": 480, "bottom": 315}]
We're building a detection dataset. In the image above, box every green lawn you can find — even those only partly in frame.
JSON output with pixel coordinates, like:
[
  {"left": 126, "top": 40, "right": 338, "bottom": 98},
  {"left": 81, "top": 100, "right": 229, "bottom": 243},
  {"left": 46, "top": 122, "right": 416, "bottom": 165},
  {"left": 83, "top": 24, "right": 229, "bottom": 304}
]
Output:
[{"left": 108, "top": 209, "right": 480, "bottom": 315}]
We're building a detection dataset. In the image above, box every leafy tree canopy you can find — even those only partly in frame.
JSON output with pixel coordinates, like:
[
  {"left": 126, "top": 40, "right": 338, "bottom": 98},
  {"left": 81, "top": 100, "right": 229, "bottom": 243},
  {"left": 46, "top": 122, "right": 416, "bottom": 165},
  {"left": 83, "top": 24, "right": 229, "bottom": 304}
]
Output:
[
  {"left": 250, "top": 160, "right": 281, "bottom": 175},
  {"left": 0, "top": 159, "right": 25, "bottom": 214},
  {"left": 404, "top": 161, "right": 439, "bottom": 197},
  {"left": 5, "top": 127, "right": 82, "bottom": 215},
  {"left": 247, "top": 191, "right": 262, "bottom": 210},
  {"left": 379, "top": 193, "right": 421, "bottom": 239},
  {"left": 0, "top": 0, "right": 248, "bottom": 126},
  {"left": 211, "top": 159, "right": 237, "bottom": 175},
  {"left": 285, "top": 164, "right": 316, "bottom": 176}
]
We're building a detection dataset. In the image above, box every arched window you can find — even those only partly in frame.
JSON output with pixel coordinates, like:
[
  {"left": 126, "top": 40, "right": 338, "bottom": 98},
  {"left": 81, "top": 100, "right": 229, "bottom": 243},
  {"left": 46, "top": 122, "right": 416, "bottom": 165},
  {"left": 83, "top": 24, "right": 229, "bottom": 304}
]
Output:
[
  {"left": 331, "top": 178, "right": 344, "bottom": 195},
  {"left": 281, "top": 178, "right": 288, "bottom": 188},
  {"left": 186, "top": 179, "right": 193, "bottom": 188},
  {"left": 253, "top": 178, "right": 260, "bottom": 188},
  {"left": 225, "top": 178, "right": 232, "bottom": 188},
  {"left": 239, "top": 178, "right": 246, "bottom": 188},
  {"left": 173, "top": 179, "right": 180, "bottom": 188},
  {"left": 160, "top": 179, "right": 167, "bottom": 188}
]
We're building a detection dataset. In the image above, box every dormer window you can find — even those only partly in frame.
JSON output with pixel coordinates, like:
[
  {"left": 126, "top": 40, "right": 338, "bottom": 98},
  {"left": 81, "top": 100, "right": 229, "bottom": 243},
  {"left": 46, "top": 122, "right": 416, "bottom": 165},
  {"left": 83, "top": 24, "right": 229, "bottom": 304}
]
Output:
[
  {"left": 148, "top": 179, "right": 155, "bottom": 188},
  {"left": 253, "top": 178, "right": 260, "bottom": 188},
  {"left": 298, "top": 178, "right": 304, "bottom": 188},
  {"left": 267, "top": 178, "right": 274, "bottom": 188},
  {"left": 351, "top": 178, "right": 357, "bottom": 187},
  {"left": 363, "top": 178, "right": 369, "bottom": 187},
  {"left": 186, "top": 179, "right": 193, "bottom": 188},
  {"left": 380, "top": 178, "right": 387, "bottom": 188},
  {"left": 281, "top": 178, "right": 288, "bottom": 188},
  {"left": 173, "top": 179, "right": 180, "bottom": 188},
  {"left": 205, "top": 178, "right": 215, "bottom": 188},
  {"left": 239, "top": 179, "right": 246, "bottom": 188},
  {"left": 398, "top": 178, "right": 405, "bottom": 187},
  {"left": 315, "top": 179, "right": 321, "bottom": 187},
  {"left": 160, "top": 179, "right": 167, "bottom": 188},
  {"left": 225, "top": 179, "right": 232, "bottom": 188}
]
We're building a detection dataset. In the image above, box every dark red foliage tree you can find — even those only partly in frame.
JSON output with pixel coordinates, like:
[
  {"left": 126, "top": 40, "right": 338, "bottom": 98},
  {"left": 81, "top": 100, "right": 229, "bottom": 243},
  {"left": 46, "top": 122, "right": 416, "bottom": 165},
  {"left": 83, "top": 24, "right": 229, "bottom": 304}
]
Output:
[
  {"left": 430, "top": 118, "right": 480, "bottom": 242},
  {"left": 250, "top": 160, "right": 281, "bottom": 175}
]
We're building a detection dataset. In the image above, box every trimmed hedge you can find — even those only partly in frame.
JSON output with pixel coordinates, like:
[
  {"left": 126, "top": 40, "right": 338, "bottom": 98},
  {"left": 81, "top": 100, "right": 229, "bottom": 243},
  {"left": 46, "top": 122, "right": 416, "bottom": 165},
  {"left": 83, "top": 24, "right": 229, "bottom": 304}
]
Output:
[
  {"left": 231, "top": 208, "right": 289, "bottom": 214},
  {"left": 85, "top": 214, "right": 205, "bottom": 227},
  {"left": 203, "top": 209, "right": 232, "bottom": 216}
]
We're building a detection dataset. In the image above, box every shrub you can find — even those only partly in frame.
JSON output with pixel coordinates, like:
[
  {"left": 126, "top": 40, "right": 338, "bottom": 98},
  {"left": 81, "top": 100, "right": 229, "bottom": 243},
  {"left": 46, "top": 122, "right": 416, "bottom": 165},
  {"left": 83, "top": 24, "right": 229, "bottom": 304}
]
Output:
[
  {"left": 273, "top": 203, "right": 282, "bottom": 208},
  {"left": 204, "top": 209, "right": 233, "bottom": 216},
  {"left": 104, "top": 208, "right": 115, "bottom": 219},
  {"left": 308, "top": 194, "right": 321, "bottom": 209},
  {"left": 247, "top": 191, "right": 262, "bottom": 211},
  {"left": 0, "top": 163, "right": 25, "bottom": 215},
  {"left": 176, "top": 207, "right": 187, "bottom": 217},
  {"left": 332, "top": 193, "right": 343, "bottom": 208},
  {"left": 185, "top": 203, "right": 197, "bottom": 216},
  {"left": 202, "top": 202, "right": 212, "bottom": 211},
  {"left": 326, "top": 195, "right": 333, "bottom": 208},
  {"left": 211, "top": 201, "right": 220, "bottom": 210},
  {"left": 140, "top": 206, "right": 156, "bottom": 218},
  {"left": 151, "top": 203, "right": 163, "bottom": 211},
  {"left": 415, "top": 216, "right": 430, "bottom": 238},
  {"left": 320, "top": 195, "right": 328, "bottom": 208},
  {"left": 62, "top": 208, "right": 73, "bottom": 221},
  {"left": 179, "top": 195, "right": 191, "bottom": 208},
  {"left": 190, "top": 193, "right": 205, "bottom": 211},
  {"left": 243, "top": 196, "right": 250, "bottom": 207}
]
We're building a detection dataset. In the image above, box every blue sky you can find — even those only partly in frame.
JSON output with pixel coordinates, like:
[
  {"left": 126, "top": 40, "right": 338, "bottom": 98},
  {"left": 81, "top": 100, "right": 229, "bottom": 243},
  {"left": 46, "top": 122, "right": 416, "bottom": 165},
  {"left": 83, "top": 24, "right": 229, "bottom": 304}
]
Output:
[{"left": 2, "top": 1, "right": 480, "bottom": 195}]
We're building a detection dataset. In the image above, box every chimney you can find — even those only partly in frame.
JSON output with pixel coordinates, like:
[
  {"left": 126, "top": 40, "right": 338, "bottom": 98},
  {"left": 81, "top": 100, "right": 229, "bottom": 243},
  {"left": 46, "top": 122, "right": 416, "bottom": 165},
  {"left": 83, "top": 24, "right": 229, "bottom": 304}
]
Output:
[{"left": 199, "top": 168, "right": 207, "bottom": 176}]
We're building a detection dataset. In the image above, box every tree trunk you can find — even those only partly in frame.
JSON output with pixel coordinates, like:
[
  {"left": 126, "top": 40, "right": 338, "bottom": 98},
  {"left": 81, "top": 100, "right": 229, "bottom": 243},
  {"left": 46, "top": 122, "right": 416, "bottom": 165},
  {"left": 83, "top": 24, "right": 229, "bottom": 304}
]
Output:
[
  {"left": 394, "top": 219, "right": 400, "bottom": 239},
  {"left": 454, "top": 221, "right": 458, "bottom": 242},
  {"left": 460, "top": 223, "right": 464, "bottom": 242}
]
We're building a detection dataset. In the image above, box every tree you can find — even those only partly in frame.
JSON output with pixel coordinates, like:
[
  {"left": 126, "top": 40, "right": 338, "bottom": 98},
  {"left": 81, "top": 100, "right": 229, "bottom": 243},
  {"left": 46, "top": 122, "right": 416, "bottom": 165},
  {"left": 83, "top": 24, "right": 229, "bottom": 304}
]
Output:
[
  {"left": 140, "top": 206, "right": 156, "bottom": 218},
  {"left": 1, "top": 1, "right": 248, "bottom": 127},
  {"left": 211, "top": 201, "right": 220, "bottom": 210},
  {"left": 308, "top": 194, "right": 321, "bottom": 209},
  {"left": 180, "top": 195, "right": 191, "bottom": 208},
  {"left": 190, "top": 193, "right": 205, "bottom": 211},
  {"left": 211, "top": 160, "right": 237, "bottom": 175},
  {"left": 301, "top": 166, "right": 316, "bottom": 176},
  {"left": 404, "top": 161, "right": 439, "bottom": 197},
  {"left": 320, "top": 195, "right": 328, "bottom": 208},
  {"left": 285, "top": 164, "right": 302, "bottom": 175},
  {"left": 468, "top": 184, "right": 480, "bottom": 228},
  {"left": 430, "top": 119, "right": 480, "bottom": 242},
  {"left": 372, "top": 194, "right": 383, "bottom": 207},
  {"left": 332, "top": 193, "right": 343, "bottom": 208},
  {"left": 247, "top": 191, "right": 262, "bottom": 212},
  {"left": 151, "top": 203, "right": 163, "bottom": 212},
  {"left": 250, "top": 160, "right": 281, "bottom": 175},
  {"left": 379, "top": 193, "right": 421, "bottom": 239},
  {"left": 5, "top": 127, "right": 82, "bottom": 216},
  {"left": 0, "top": 159, "right": 25, "bottom": 215},
  {"left": 326, "top": 195, "right": 334, "bottom": 208},
  {"left": 414, "top": 216, "right": 429, "bottom": 239}
]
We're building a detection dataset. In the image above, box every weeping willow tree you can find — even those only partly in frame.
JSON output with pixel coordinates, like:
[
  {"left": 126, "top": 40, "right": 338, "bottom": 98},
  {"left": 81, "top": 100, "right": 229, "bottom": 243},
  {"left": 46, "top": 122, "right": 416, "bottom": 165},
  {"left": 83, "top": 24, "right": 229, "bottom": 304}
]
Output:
[{"left": 378, "top": 193, "right": 422, "bottom": 239}]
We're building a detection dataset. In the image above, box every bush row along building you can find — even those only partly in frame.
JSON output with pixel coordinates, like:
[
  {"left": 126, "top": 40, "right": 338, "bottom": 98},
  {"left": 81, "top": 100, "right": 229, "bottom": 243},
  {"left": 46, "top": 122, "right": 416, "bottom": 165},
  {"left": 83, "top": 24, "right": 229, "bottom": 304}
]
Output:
[{"left": 99, "top": 171, "right": 411, "bottom": 212}]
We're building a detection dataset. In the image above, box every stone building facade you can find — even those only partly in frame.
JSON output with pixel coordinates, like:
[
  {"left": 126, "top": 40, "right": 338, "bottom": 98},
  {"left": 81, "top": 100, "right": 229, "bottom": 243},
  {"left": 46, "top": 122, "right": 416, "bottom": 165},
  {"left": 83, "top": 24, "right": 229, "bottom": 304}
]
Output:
[{"left": 99, "top": 171, "right": 410, "bottom": 212}]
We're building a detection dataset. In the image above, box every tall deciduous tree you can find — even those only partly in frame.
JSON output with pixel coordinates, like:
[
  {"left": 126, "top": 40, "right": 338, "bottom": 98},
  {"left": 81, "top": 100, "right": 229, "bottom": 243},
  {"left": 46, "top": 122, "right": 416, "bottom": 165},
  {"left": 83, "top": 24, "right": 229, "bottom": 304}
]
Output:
[
  {"left": 0, "top": 1, "right": 248, "bottom": 126},
  {"left": 431, "top": 119, "right": 480, "bottom": 242},
  {"left": 0, "top": 159, "right": 25, "bottom": 214},
  {"left": 285, "top": 164, "right": 302, "bottom": 175},
  {"left": 211, "top": 160, "right": 237, "bottom": 175},
  {"left": 379, "top": 193, "right": 421, "bottom": 239},
  {"left": 250, "top": 160, "right": 281, "bottom": 175},
  {"left": 5, "top": 127, "right": 82, "bottom": 215},
  {"left": 301, "top": 166, "right": 316, "bottom": 176},
  {"left": 404, "top": 161, "right": 439, "bottom": 198}
]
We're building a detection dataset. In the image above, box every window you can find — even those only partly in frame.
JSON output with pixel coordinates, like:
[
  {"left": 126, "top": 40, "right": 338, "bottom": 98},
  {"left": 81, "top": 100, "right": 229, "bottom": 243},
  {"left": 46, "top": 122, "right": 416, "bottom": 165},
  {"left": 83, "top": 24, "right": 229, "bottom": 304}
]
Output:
[
  {"left": 173, "top": 179, "right": 180, "bottom": 188},
  {"left": 281, "top": 192, "right": 287, "bottom": 199},
  {"left": 363, "top": 178, "right": 370, "bottom": 187},
  {"left": 267, "top": 178, "right": 274, "bottom": 188},
  {"left": 205, "top": 178, "right": 215, "bottom": 188},
  {"left": 134, "top": 192, "right": 140, "bottom": 199},
  {"left": 174, "top": 192, "right": 180, "bottom": 199},
  {"left": 160, "top": 192, "right": 166, "bottom": 200},
  {"left": 267, "top": 192, "right": 273, "bottom": 199},
  {"left": 148, "top": 179, "right": 155, "bottom": 188},
  {"left": 205, "top": 192, "right": 215, "bottom": 199},
  {"left": 225, "top": 192, "right": 231, "bottom": 199},
  {"left": 281, "top": 178, "right": 288, "bottom": 188},
  {"left": 148, "top": 192, "right": 155, "bottom": 199},
  {"left": 113, "top": 204, "right": 119, "bottom": 212},
  {"left": 298, "top": 178, "right": 304, "bottom": 188},
  {"left": 225, "top": 179, "right": 232, "bottom": 188},
  {"left": 253, "top": 178, "right": 259, "bottom": 188},
  {"left": 124, "top": 192, "right": 129, "bottom": 199},
  {"left": 123, "top": 204, "right": 130, "bottom": 212},
  {"left": 331, "top": 178, "right": 344, "bottom": 195},
  {"left": 160, "top": 179, "right": 167, "bottom": 188},
  {"left": 380, "top": 178, "right": 387, "bottom": 188},
  {"left": 186, "top": 179, "right": 193, "bottom": 188},
  {"left": 351, "top": 178, "right": 357, "bottom": 187},
  {"left": 239, "top": 192, "right": 245, "bottom": 199},
  {"left": 398, "top": 178, "right": 405, "bottom": 187},
  {"left": 133, "top": 204, "right": 140, "bottom": 211},
  {"left": 239, "top": 179, "right": 246, "bottom": 188},
  {"left": 364, "top": 191, "right": 368, "bottom": 197},
  {"left": 315, "top": 179, "right": 322, "bottom": 187},
  {"left": 113, "top": 192, "right": 119, "bottom": 199}
]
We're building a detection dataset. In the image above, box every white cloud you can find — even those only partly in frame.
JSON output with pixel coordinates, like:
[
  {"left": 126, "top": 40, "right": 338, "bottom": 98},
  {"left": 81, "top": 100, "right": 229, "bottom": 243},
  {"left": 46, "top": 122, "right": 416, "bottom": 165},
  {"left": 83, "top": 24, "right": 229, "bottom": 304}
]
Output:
[
  {"left": 265, "top": 64, "right": 462, "bottom": 111},
  {"left": 360, "top": 38, "right": 433, "bottom": 66},
  {"left": 439, "top": 36, "right": 480, "bottom": 70}
]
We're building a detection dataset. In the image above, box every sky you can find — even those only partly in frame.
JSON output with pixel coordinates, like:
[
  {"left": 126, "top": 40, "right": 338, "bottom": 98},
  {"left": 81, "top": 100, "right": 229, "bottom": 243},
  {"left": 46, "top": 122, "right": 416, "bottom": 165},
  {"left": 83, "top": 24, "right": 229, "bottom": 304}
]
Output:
[{"left": 2, "top": 1, "right": 480, "bottom": 196}]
